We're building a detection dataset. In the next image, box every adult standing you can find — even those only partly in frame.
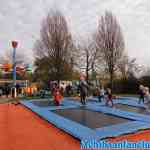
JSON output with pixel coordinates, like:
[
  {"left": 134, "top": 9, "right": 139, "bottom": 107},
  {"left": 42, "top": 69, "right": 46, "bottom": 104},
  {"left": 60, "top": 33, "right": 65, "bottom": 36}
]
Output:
[{"left": 79, "top": 76, "right": 89, "bottom": 105}]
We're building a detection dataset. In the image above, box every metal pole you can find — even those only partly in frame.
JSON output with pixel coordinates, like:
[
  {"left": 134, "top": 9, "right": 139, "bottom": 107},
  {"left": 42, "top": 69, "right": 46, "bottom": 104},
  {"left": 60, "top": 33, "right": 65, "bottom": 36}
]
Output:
[{"left": 13, "top": 47, "right": 16, "bottom": 98}]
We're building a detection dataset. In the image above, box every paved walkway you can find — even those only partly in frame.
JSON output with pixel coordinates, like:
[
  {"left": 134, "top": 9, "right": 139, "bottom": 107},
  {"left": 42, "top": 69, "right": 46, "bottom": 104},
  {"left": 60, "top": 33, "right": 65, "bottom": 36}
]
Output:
[{"left": 0, "top": 103, "right": 79, "bottom": 150}]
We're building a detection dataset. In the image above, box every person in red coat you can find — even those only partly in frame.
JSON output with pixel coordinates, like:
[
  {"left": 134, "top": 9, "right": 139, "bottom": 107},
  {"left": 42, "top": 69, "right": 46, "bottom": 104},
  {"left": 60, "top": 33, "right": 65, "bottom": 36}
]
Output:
[{"left": 53, "top": 86, "right": 62, "bottom": 106}]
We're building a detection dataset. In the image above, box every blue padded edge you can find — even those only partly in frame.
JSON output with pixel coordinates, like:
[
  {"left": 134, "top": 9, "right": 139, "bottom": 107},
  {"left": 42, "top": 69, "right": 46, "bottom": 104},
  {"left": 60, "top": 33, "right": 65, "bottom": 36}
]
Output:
[
  {"left": 116, "top": 98, "right": 145, "bottom": 108},
  {"left": 119, "top": 96, "right": 138, "bottom": 100},
  {"left": 95, "top": 121, "right": 150, "bottom": 139}
]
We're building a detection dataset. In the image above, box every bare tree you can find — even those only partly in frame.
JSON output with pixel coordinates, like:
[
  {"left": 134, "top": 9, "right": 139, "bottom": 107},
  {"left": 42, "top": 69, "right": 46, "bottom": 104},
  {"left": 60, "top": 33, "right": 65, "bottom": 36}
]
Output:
[
  {"left": 34, "top": 10, "right": 74, "bottom": 84},
  {"left": 77, "top": 38, "right": 99, "bottom": 82},
  {"left": 117, "top": 54, "right": 128, "bottom": 79},
  {"left": 95, "top": 11, "right": 125, "bottom": 89},
  {"left": 118, "top": 54, "right": 141, "bottom": 79}
]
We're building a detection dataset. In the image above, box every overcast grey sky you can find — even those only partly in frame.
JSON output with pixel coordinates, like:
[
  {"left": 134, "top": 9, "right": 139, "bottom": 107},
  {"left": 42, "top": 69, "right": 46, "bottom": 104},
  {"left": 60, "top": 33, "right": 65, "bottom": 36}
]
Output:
[{"left": 0, "top": 0, "right": 150, "bottom": 65}]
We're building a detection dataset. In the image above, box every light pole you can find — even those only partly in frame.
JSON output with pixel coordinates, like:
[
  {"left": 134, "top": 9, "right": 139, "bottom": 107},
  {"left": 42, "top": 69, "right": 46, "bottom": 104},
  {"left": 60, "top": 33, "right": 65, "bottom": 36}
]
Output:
[{"left": 12, "top": 41, "right": 18, "bottom": 98}]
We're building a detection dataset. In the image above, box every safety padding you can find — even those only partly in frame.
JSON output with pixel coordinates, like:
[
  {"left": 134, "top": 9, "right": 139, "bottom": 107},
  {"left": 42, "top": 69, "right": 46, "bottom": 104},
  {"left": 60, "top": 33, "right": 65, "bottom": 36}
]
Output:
[
  {"left": 96, "top": 121, "right": 150, "bottom": 139},
  {"left": 116, "top": 98, "right": 145, "bottom": 108},
  {"left": 21, "top": 98, "right": 150, "bottom": 140}
]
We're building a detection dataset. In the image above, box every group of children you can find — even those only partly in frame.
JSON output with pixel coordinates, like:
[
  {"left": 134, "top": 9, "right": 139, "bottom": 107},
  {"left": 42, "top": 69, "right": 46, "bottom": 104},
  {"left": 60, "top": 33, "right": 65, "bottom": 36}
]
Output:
[
  {"left": 98, "top": 84, "right": 150, "bottom": 109},
  {"left": 52, "top": 81, "right": 114, "bottom": 107},
  {"left": 98, "top": 87, "right": 114, "bottom": 107},
  {"left": 52, "top": 83, "right": 150, "bottom": 111},
  {"left": 138, "top": 85, "right": 150, "bottom": 112}
]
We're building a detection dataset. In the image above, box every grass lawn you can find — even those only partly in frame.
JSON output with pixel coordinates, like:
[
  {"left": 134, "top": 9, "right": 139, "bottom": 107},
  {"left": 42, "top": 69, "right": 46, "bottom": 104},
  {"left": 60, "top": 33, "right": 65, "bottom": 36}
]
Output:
[{"left": 0, "top": 98, "right": 20, "bottom": 104}]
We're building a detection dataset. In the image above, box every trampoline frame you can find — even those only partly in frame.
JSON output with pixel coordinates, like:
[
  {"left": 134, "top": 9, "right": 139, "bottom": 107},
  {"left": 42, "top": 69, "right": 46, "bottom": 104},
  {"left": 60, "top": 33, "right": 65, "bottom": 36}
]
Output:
[{"left": 21, "top": 97, "right": 150, "bottom": 140}]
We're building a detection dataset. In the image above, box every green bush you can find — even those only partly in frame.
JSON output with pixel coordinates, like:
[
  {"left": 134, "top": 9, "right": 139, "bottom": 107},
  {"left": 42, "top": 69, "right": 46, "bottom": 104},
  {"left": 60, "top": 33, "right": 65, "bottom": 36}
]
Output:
[{"left": 112, "top": 77, "right": 139, "bottom": 94}]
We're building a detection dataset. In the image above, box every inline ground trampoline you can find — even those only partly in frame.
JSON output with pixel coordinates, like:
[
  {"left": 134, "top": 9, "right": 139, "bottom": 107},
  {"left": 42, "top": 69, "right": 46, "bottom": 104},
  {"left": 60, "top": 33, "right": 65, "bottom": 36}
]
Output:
[{"left": 21, "top": 98, "right": 150, "bottom": 140}]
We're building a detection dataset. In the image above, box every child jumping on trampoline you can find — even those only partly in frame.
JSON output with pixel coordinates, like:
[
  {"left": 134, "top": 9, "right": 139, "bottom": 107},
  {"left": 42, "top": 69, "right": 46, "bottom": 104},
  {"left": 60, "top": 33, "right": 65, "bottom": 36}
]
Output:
[
  {"left": 53, "top": 85, "right": 63, "bottom": 106},
  {"left": 98, "top": 86, "right": 105, "bottom": 102},
  {"left": 105, "top": 88, "right": 114, "bottom": 107}
]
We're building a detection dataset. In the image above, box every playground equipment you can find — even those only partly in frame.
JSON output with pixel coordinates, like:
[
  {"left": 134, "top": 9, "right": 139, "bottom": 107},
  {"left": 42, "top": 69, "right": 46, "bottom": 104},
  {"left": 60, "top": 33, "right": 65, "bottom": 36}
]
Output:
[
  {"left": 0, "top": 62, "right": 33, "bottom": 98},
  {"left": 0, "top": 63, "right": 32, "bottom": 74},
  {"left": 0, "top": 64, "right": 12, "bottom": 72}
]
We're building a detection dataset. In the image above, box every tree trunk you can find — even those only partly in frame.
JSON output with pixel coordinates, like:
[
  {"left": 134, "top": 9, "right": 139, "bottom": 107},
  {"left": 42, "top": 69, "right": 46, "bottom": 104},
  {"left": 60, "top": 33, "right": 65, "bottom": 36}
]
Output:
[
  {"left": 110, "top": 71, "right": 113, "bottom": 91},
  {"left": 86, "top": 51, "right": 89, "bottom": 83},
  {"left": 86, "top": 71, "right": 89, "bottom": 83}
]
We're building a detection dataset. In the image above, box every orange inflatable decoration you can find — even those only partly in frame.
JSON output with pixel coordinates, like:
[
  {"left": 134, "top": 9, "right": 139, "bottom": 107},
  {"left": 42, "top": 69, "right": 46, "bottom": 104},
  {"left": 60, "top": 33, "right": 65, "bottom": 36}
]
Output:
[{"left": 1, "top": 64, "right": 12, "bottom": 72}]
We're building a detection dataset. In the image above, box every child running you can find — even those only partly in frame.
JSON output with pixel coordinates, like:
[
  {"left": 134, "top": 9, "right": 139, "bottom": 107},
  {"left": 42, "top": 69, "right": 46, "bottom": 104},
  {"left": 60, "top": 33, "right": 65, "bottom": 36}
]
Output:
[{"left": 105, "top": 88, "right": 114, "bottom": 107}]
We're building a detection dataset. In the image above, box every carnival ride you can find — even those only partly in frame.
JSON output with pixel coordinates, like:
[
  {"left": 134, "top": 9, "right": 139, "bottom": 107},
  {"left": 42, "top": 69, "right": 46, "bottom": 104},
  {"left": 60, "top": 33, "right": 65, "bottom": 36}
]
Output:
[{"left": 0, "top": 63, "right": 32, "bottom": 76}]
